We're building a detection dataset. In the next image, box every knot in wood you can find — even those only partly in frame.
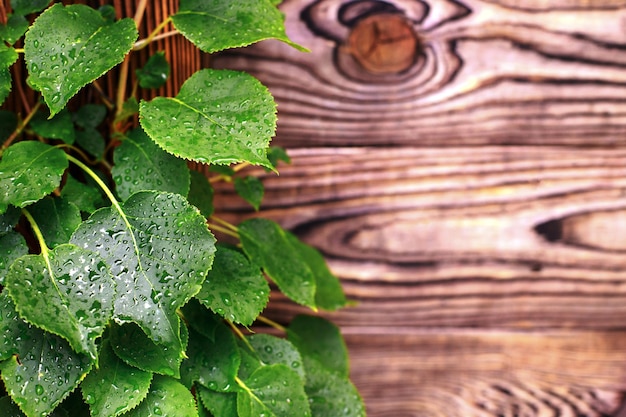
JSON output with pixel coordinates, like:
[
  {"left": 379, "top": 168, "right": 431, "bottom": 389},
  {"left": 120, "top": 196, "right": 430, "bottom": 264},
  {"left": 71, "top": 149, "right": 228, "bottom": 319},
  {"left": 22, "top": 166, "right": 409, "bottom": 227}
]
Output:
[{"left": 347, "top": 14, "right": 420, "bottom": 75}]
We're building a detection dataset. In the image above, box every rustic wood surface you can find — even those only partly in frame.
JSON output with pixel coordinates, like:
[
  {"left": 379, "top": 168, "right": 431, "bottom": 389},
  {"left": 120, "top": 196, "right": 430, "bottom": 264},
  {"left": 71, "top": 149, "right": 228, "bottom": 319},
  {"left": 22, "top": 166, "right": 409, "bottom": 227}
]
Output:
[{"left": 211, "top": 0, "right": 626, "bottom": 415}]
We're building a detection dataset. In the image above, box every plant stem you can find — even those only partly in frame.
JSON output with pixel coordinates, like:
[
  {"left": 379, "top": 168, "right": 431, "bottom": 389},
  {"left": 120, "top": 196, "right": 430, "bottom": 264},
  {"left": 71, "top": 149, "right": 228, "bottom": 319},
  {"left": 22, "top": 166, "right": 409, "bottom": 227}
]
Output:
[
  {"left": 207, "top": 223, "right": 239, "bottom": 239},
  {"left": 256, "top": 315, "right": 287, "bottom": 333},
  {"left": 228, "top": 320, "right": 255, "bottom": 351},
  {"left": 1, "top": 100, "right": 42, "bottom": 152},
  {"left": 133, "top": 18, "right": 173, "bottom": 51},
  {"left": 22, "top": 208, "right": 49, "bottom": 259},
  {"left": 13, "top": 48, "right": 24, "bottom": 54},
  {"left": 210, "top": 216, "right": 239, "bottom": 232}
]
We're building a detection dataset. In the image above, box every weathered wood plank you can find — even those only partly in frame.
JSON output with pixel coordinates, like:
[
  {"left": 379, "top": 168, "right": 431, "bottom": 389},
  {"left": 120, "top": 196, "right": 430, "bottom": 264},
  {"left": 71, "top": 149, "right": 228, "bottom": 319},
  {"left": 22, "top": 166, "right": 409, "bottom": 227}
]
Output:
[
  {"left": 212, "top": 0, "right": 626, "bottom": 147},
  {"left": 346, "top": 330, "right": 626, "bottom": 416}
]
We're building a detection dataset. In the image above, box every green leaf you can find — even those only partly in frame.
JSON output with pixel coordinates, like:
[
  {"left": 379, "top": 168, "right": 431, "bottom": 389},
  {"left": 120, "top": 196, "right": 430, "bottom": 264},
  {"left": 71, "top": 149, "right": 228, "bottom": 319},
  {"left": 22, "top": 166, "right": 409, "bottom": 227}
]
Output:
[
  {"left": 139, "top": 69, "right": 275, "bottom": 168},
  {"left": 187, "top": 170, "right": 214, "bottom": 218},
  {"left": 247, "top": 334, "right": 305, "bottom": 381},
  {"left": 121, "top": 375, "right": 198, "bottom": 417},
  {"left": 0, "top": 205, "right": 20, "bottom": 235},
  {"left": 81, "top": 339, "right": 152, "bottom": 417},
  {"left": 287, "top": 315, "right": 348, "bottom": 377},
  {"left": 239, "top": 218, "right": 316, "bottom": 309},
  {"left": 30, "top": 108, "right": 76, "bottom": 144},
  {"left": 28, "top": 197, "right": 81, "bottom": 248},
  {"left": 0, "top": 231, "right": 27, "bottom": 285},
  {"left": 0, "top": 292, "right": 93, "bottom": 417},
  {"left": 171, "top": 0, "right": 307, "bottom": 53},
  {"left": 180, "top": 324, "right": 240, "bottom": 392},
  {"left": 0, "top": 396, "right": 25, "bottom": 416},
  {"left": 301, "top": 357, "right": 365, "bottom": 417},
  {"left": 195, "top": 246, "right": 269, "bottom": 326},
  {"left": 60, "top": 175, "right": 106, "bottom": 214},
  {"left": 24, "top": 3, "right": 138, "bottom": 117},
  {"left": 208, "top": 165, "right": 234, "bottom": 177},
  {"left": 0, "top": 111, "right": 17, "bottom": 142},
  {"left": 114, "top": 97, "right": 139, "bottom": 124},
  {"left": 136, "top": 51, "right": 170, "bottom": 89},
  {"left": 75, "top": 129, "right": 105, "bottom": 159},
  {"left": 180, "top": 298, "right": 221, "bottom": 342},
  {"left": 0, "top": 141, "right": 68, "bottom": 213},
  {"left": 0, "top": 14, "right": 28, "bottom": 45},
  {"left": 70, "top": 191, "right": 216, "bottom": 356},
  {"left": 109, "top": 321, "right": 188, "bottom": 378},
  {"left": 73, "top": 104, "right": 107, "bottom": 129},
  {"left": 112, "top": 128, "right": 190, "bottom": 201},
  {"left": 237, "top": 364, "right": 311, "bottom": 417},
  {"left": 5, "top": 244, "right": 115, "bottom": 359},
  {"left": 197, "top": 386, "right": 237, "bottom": 417},
  {"left": 98, "top": 5, "right": 116, "bottom": 23},
  {"left": 285, "top": 233, "right": 347, "bottom": 311},
  {"left": 0, "top": 45, "right": 18, "bottom": 106},
  {"left": 11, "top": 0, "right": 50, "bottom": 16},
  {"left": 234, "top": 176, "right": 264, "bottom": 211},
  {"left": 267, "top": 146, "right": 290, "bottom": 169}
]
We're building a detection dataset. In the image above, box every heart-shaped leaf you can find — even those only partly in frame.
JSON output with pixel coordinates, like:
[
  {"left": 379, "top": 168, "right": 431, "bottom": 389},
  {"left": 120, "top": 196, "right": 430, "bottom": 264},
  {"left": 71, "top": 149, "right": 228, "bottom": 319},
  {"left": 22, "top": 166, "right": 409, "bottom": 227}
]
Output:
[
  {"left": 0, "top": 292, "right": 93, "bottom": 417},
  {"left": 0, "top": 141, "right": 68, "bottom": 213},
  {"left": 5, "top": 244, "right": 115, "bottom": 359},
  {"left": 123, "top": 375, "right": 198, "bottom": 417},
  {"left": 24, "top": 3, "right": 137, "bottom": 117},
  {"left": 239, "top": 218, "right": 316, "bottom": 309},
  {"left": 112, "top": 127, "right": 190, "bottom": 201},
  {"left": 70, "top": 191, "right": 215, "bottom": 356},
  {"left": 139, "top": 69, "right": 275, "bottom": 168},
  {"left": 171, "top": 0, "right": 306, "bottom": 54},
  {"left": 81, "top": 339, "right": 153, "bottom": 417},
  {"left": 195, "top": 246, "right": 269, "bottom": 326}
]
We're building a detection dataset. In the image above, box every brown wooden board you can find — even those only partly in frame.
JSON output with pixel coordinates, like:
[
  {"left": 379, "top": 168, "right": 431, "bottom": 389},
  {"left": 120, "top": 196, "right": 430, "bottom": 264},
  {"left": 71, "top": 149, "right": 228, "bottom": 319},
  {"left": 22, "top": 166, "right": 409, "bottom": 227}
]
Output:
[{"left": 211, "top": 0, "right": 626, "bottom": 415}]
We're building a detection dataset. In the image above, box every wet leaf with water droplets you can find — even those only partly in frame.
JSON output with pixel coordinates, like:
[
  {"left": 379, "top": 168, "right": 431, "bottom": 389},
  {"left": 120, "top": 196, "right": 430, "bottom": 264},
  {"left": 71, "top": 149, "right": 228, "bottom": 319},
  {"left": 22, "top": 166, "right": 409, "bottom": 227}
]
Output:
[
  {"left": 109, "top": 321, "right": 188, "bottom": 378},
  {"left": 197, "top": 386, "right": 237, "bottom": 417},
  {"left": 247, "top": 334, "right": 305, "bottom": 381},
  {"left": 0, "top": 14, "right": 28, "bottom": 45},
  {"left": 0, "top": 44, "right": 18, "bottom": 106},
  {"left": 239, "top": 218, "right": 316, "bottom": 309},
  {"left": 237, "top": 364, "right": 310, "bottom": 417},
  {"left": 120, "top": 375, "right": 197, "bottom": 417},
  {"left": 139, "top": 69, "right": 275, "bottom": 168},
  {"left": 0, "top": 231, "right": 27, "bottom": 286},
  {"left": 70, "top": 191, "right": 215, "bottom": 359},
  {"left": 171, "top": 0, "right": 307, "bottom": 54},
  {"left": 0, "top": 292, "right": 93, "bottom": 417},
  {"left": 187, "top": 170, "right": 213, "bottom": 219},
  {"left": 5, "top": 244, "right": 115, "bottom": 359},
  {"left": 0, "top": 141, "right": 68, "bottom": 214},
  {"left": 112, "top": 127, "right": 190, "bottom": 201},
  {"left": 11, "top": 0, "right": 50, "bottom": 16},
  {"left": 195, "top": 246, "right": 269, "bottom": 326},
  {"left": 60, "top": 175, "right": 107, "bottom": 215},
  {"left": 81, "top": 339, "right": 152, "bottom": 417},
  {"left": 24, "top": 3, "right": 137, "bottom": 117},
  {"left": 29, "top": 197, "right": 81, "bottom": 248},
  {"left": 30, "top": 108, "right": 76, "bottom": 144}
]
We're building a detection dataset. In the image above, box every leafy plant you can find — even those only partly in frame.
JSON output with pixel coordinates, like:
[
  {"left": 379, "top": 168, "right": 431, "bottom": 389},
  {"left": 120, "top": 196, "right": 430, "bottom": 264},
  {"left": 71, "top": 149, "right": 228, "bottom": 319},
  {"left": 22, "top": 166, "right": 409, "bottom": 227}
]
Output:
[{"left": 0, "top": 1, "right": 365, "bottom": 416}]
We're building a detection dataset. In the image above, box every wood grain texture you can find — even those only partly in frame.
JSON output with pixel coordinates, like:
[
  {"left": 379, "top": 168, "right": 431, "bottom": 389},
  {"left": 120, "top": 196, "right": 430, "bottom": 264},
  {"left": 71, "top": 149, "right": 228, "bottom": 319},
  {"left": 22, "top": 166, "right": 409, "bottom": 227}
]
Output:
[{"left": 210, "top": 0, "right": 626, "bottom": 415}]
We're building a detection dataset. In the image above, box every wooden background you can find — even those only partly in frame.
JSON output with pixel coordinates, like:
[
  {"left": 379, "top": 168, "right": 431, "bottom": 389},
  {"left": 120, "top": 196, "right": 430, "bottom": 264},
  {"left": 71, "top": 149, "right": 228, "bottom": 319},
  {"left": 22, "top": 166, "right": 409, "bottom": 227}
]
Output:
[{"left": 211, "top": 0, "right": 626, "bottom": 416}]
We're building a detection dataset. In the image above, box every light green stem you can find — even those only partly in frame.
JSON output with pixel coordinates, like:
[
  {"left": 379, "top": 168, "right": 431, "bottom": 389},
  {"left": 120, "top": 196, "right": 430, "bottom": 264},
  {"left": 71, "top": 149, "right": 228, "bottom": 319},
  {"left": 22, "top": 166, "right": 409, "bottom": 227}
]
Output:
[
  {"left": 22, "top": 208, "right": 49, "bottom": 259},
  {"left": 256, "top": 315, "right": 287, "bottom": 333}
]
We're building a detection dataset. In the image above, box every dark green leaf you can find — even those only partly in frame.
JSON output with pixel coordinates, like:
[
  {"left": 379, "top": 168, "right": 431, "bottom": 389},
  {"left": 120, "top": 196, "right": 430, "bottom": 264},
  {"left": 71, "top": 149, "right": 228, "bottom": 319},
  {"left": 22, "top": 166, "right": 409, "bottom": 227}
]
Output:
[
  {"left": 301, "top": 357, "right": 365, "bottom": 417},
  {"left": 0, "top": 14, "right": 28, "bottom": 45},
  {"left": 60, "top": 175, "right": 106, "bottom": 214},
  {"left": 29, "top": 197, "right": 81, "bottom": 248},
  {"left": 235, "top": 341, "right": 260, "bottom": 381},
  {"left": 98, "top": 5, "right": 116, "bottom": 23},
  {"left": 70, "top": 191, "right": 216, "bottom": 357},
  {"left": 197, "top": 386, "right": 237, "bottom": 417},
  {"left": 73, "top": 104, "right": 106, "bottom": 129},
  {"left": 0, "top": 141, "right": 68, "bottom": 213},
  {"left": 109, "top": 322, "right": 188, "bottom": 378},
  {"left": 234, "top": 176, "right": 264, "bottom": 211},
  {"left": 114, "top": 97, "right": 139, "bottom": 124},
  {"left": 285, "top": 233, "right": 347, "bottom": 311},
  {"left": 0, "top": 396, "right": 25, "bottom": 416},
  {"left": 239, "top": 218, "right": 316, "bottom": 309},
  {"left": 81, "top": 339, "right": 152, "bottom": 417},
  {"left": 75, "top": 128, "right": 105, "bottom": 159},
  {"left": 0, "top": 45, "right": 18, "bottom": 106},
  {"left": 247, "top": 334, "right": 305, "bottom": 381},
  {"left": 208, "top": 165, "right": 234, "bottom": 177},
  {"left": 195, "top": 246, "right": 269, "bottom": 326},
  {"left": 30, "top": 108, "right": 76, "bottom": 144},
  {"left": 0, "top": 292, "right": 93, "bottom": 417},
  {"left": 121, "top": 375, "right": 198, "bottom": 417},
  {"left": 112, "top": 127, "right": 190, "bottom": 201},
  {"left": 237, "top": 364, "right": 311, "bottom": 417},
  {"left": 287, "top": 315, "right": 348, "bottom": 377},
  {"left": 24, "top": 3, "right": 138, "bottom": 117},
  {"left": 0, "top": 111, "right": 17, "bottom": 142},
  {"left": 136, "top": 51, "right": 170, "bottom": 89},
  {"left": 180, "top": 298, "right": 221, "bottom": 342},
  {"left": 11, "top": 0, "right": 50, "bottom": 16},
  {"left": 180, "top": 325, "right": 240, "bottom": 392},
  {"left": 171, "top": 0, "right": 307, "bottom": 53},
  {"left": 267, "top": 146, "right": 290, "bottom": 169},
  {"left": 187, "top": 170, "right": 214, "bottom": 218},
  {"left": 5, "top": 244, "right": 115, "bottom": 359},
  {"left": 0, "top": 231, "right": 27, "bottom": 285},
  {"left": 0, "top": 205, "right": 20, "bottom": 235},
  {"left": 139, "top": 69, "right": 275, "bottom": 168}
]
